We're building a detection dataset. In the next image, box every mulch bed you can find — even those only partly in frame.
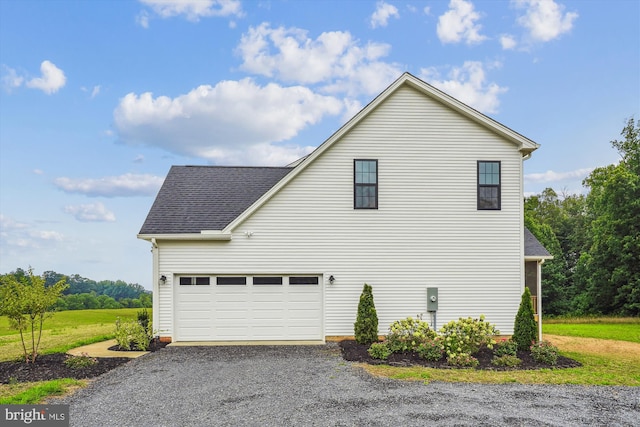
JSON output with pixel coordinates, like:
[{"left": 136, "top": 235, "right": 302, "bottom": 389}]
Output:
[
  {"left": 0, "top": 339, "right": 169, "bottom": 384},
  {"left": 339, "top": 340, "right": 582, "bottom": 370}
]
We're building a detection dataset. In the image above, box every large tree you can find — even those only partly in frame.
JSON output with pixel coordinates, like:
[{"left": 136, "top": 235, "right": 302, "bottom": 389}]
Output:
[{"left": 581, "top": 118, "right": 640, "bottom": 315}]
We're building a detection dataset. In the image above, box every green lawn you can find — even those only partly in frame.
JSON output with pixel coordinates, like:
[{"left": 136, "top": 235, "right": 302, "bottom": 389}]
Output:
[
  {"left": 542, "top": 322, "right": 640, "bottom": 343},
  {"left": 0, "top": 308, "right": 143, "bottom": 362}
]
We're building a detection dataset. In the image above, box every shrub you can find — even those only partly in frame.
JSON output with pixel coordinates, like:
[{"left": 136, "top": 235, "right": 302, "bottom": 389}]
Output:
[
  {"left": 367, "top": 342, "right": 392, "bottom": 360},
  {"left": 416, "top": 336, "right": 444, "bottom": 361},
  {"left": 491, "top": 354, "right": 522, "bottom": 367},
  {"left": 386, "top": 317, "right": 437, "bottom": 353},
  {"left": 115, "top": 317, "right": 151, "bottom": 351},
  {"left": 513, "top": 288, "right": 538, "bottom": 351},
  {"left": 493, "top": 338, "right": 518, "bottom": 357},
  {"left": 440, "top": 315, "right": 498, "bottom": 357},
  {"left": 446, "top": 352, "right": 479, "bottom": 368},
  {"left": 137, "top": 308, "right": 150, "bottom": 335},
  {"left": 64, "top": 352, "right": 98, "bottom": 369},
  {"left": 354, "top": 284, "right": 379, "bottom": 345},
  {"left": 530, "top": 341, "right": 559, "bottom": 365}
]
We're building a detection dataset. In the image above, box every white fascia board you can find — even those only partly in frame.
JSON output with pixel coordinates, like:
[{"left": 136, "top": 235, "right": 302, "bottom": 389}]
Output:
[
  {"left": 137, "top": 232, "right": 232, "bottom": 241},
  {"left": 524, "top": 255, "right": 554, "bottom": 261}
]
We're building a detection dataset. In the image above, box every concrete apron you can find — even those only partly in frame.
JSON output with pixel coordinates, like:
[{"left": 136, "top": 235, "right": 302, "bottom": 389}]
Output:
[{"left": 168, "top": 340, "right": 325, "bottom": 346}]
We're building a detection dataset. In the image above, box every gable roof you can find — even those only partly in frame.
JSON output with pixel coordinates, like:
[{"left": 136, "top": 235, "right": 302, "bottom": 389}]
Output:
[
  {"left": 524, "top": 228, "right": 553, "bottom": 259},
  {"left": 222, "top": 72, "right": 539, "bottom": 233},
  {"left": 138, "top": 166, "right": 292, "bottom": 235}
]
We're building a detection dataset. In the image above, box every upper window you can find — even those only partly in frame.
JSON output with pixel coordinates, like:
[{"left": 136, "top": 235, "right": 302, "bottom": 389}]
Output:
[
  {"left": 354, "top": 159, "right": 378, "bottom": 209},
  {"left": 478, "top": 161, "right": 501, "bottom": 210}
]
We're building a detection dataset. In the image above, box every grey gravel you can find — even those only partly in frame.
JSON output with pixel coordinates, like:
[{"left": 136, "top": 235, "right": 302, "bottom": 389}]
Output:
[{"left": 60, "top": 344, "right": 639, "bottom": 426}]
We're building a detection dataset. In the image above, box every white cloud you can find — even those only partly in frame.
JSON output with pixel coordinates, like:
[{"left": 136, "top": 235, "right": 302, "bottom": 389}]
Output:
[
  {"left": 420, "top": 61, "right": 507, "bottom": 114},
  {"left": 33, "top": 169, "right": 44, "bottom": 175},
  {"left": 139, "top": 0, "right": 243, "bottom": 23},
  {"left": 113, "top": 78, "right": 345, "bottom": 165},
  {"left": 514, "top": 0, "right": 578, "bottom": 42},
  {"left": 54, "top": 173, "right": 165, "bottom": 197},
  {"left": 236, "top": 23, "right": 402, "bottom": 96},
  {"left": 91, "top": 85, "right": 101, "bottom": 98},
  {"left": 64, "top": 202, "right": 116, "bottom": 222},
  {"left": 423, "top": 6, "right": 431, "bottom": 15},
  {"left": 370, "top": 2, "right": 399, "bottom": 28},
  {"left": 25, "top": 60, "right": 66, "bottom": 94},
  {"left": 500, "top": 34, "right": 517, "bottom": 50},
  {"left": 0, "top": 214, "right": 64, "bottom": 252},
  {"left": 1, "top": 65, "right": 24, "bottom": 92},
  {"left": 437, "top": 0, "right": 487, "bottom": 45},
  {"left": 524, "top": 167, "right": 594, "bottom": 184},
  {"left": 133, "top": 154, "right": 145, "bottom": 163}
]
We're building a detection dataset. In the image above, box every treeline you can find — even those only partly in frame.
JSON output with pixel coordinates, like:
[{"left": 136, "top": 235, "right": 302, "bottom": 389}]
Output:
[
  {"left": 4, "top": 268, "right": 152, "bottom": 311},
  {"left": 526, "top": 118, "right": 639, "bottom": 316}
]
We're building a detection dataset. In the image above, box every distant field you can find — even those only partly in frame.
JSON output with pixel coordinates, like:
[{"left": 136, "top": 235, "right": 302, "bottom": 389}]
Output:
[
  {"left": 542, "top": 321, "right": 640, "bottom": 344},
  {"left": 0, "top": 308, "right": 145, "bottom": 362}
]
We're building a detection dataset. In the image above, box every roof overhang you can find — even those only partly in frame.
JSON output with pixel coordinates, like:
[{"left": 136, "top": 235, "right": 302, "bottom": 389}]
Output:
[
  {"left": 525, "top": 255, "right": 554, "bottom": 261},
  {"left": 137, "top": 231, "right": 232, "bottom": 242}
]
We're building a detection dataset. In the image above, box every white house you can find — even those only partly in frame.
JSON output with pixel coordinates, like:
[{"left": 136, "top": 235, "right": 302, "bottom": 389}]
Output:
[{"left": 138, "top": 72, "right": 551, "bottom": 343}]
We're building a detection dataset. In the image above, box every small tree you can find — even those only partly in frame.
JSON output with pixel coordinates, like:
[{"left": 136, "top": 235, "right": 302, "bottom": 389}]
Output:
[
  {"left": 0, "top": 268, "right": 68, "bottom": 363},
  {"left": 513, "top": 287, "right": 538, "bottom": 351},
  {"left": 354, "top": 283, "right": 378, "bottom": 345}
]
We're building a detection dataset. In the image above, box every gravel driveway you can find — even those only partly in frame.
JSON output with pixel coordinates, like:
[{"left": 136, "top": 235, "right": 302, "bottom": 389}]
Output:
[{"left": 61, "top": 344, "right": 639, "bottom": 426}]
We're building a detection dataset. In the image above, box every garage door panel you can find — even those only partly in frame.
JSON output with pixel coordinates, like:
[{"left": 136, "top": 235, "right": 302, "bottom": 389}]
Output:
[{"left": 175, "top": 275, "right": 322, "bottom": 341}]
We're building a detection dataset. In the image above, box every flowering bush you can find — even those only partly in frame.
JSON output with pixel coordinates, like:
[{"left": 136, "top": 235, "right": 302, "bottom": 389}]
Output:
[
  {"left": 446, "top": 352, "right": 479, "bottom": 368},
  {"left": 415, "top": 336, "right": 444, "bottom": 361},
  {"left": 386, "top": 317, "right": 437, "bottom": 353},
  {"left": 439, "top": 315, "right": 498, "bottom": 357},
  {"left": 493, "top": 338, "right": 518, "bottom": 357},
  {"left": 491, "top": 354, "right": 522, "bottom": 367},
  {"left": 115, "top": 317, "right": 152, "bottom": 351},
  {"left": 64, "top": 352, "right": 97, "bottom": 369},
  {"left": 530, "top": 341, "right": 559, "bottom": 365},
  {"left": 367, "top": 342, "right": 392, "bottom": 360}
]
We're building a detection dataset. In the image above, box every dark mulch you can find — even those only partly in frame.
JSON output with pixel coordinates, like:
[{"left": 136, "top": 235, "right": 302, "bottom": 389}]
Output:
[
  {"left": 339, "top": 340, "right": 582, "bottom": 370},
  {"left": 0, "top": 354, "right": 132, "bottom": 384},
  {"left": 0, "top": 339, "right": 169, "bottom": 384},
  {"left": 107, "top": 337, "right": 169, "bottom": 352}
]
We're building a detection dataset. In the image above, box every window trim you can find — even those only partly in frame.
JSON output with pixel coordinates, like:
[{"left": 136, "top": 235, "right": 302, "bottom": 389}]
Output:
[
  {"left": 354, "top": 159, "right": 378, "bottom": 209},
  {"left": 477, "top": 160, "right": 501, "bottom": 210}
]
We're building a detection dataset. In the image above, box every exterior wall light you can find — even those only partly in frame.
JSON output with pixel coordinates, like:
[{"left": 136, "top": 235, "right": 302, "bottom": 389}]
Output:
[
  {"left": 159, "top": 275, "right": 167, "bottom": 285},
  {"left": 329, "top": 275, "right": 335, "bottom": 285}
]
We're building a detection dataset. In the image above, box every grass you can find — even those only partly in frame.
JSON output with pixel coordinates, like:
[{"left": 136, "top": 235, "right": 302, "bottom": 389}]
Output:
[
  {"left": 361, "top": 320, "right": 640, "bottom": 386},
  {"left": 543, "top": 317, "right": 640, "bottom": 343},
  {"left": 0, "top": 308, "right": 142, "bottom": 362},
  {"left": 0, "top": 308, "right": 147, "bottom": 404},
  {"left": 0, "top": 379, "right": 85, "bottom": 404}
]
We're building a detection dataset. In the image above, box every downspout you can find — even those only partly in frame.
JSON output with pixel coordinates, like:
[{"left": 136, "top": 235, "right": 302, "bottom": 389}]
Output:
[
  {"left": 151, "top": 238, "right": 159, "bottom": 337},
  {"left": 537, "top": 259, "right": 545, "bottom": 342}
]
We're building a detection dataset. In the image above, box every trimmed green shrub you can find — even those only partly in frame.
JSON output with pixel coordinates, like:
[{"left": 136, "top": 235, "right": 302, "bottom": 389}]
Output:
[
  {"left": 137, "top": 308, "right": 150, "bottom": 335},
  {"left": 367, "top": 342, "right": 392, "bottom": 360},
  {"left": 446, "top": 352, "right": 479, "bottom": 368},
  {"left": 491, "top": 354, "right": 522, "bottom": 367},
  {"left": 530, "top": 341, "right": 559, "bottom": 365},
  {"left": 386, "top": 317, "right": 437, "bottom": 353},
  {"left": 354, "top": 284, "right": 379, "bottom": 345},
  {"left": 440, "top": 315, "right": 498, "bottom": 357},
  {"left": 416, "top": 336, "right": 444, "bottom": 361},
  {"left": 493, "top": 338, "right": 518, "bottom": 357},
  {"left": 513, "top": 288, "right": 538, "bottom": 351}
]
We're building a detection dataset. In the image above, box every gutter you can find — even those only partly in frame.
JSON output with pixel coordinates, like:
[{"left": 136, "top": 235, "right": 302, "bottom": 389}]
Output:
[{"left": 137, "top": 231, "right": 232, "bottom": 242}]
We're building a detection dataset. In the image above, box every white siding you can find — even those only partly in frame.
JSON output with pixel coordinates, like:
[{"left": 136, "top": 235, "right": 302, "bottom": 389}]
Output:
[{"left": 156, "top": 85, "right": 524, "bottom": 338}]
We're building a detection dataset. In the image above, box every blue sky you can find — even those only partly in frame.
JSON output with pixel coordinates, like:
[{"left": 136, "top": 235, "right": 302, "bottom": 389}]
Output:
[{"left": 1, "top": 0, "right": 638, "bottom": 288}]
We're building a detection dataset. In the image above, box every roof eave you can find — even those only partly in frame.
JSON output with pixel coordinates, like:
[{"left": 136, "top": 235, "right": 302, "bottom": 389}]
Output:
[
  {"left": 137, "top": 232, "right": 232, "bottom": 241},
  {"left": 524, "top": 255, "right": 554, "bottom": 261}
]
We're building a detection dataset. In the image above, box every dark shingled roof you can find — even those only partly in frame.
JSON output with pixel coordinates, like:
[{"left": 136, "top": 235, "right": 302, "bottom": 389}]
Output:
[
  {"left": 139, "top": 166, "right": 293, "bottom": 234},
  {"left": 524, "top": 227, "right": 552, "bottom": 258}
]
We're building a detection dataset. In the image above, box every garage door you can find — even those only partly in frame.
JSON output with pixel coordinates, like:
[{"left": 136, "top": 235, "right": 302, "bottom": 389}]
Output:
[{"left": 174, "top": 275, "right": 323, "bottom": 341}]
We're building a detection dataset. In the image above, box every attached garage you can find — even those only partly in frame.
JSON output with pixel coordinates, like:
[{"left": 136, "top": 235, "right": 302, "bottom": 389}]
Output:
[{"left": 174, "top": 275, "right": 323, "bottom": 341}]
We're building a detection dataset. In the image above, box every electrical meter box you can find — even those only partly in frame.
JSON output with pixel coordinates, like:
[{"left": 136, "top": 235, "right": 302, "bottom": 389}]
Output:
[{"left": 427, "top": 287, "right": 438, "bottom": 312}]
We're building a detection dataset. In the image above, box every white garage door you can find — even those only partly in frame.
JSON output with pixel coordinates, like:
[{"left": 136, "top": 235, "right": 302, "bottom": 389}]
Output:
[{"left": 174, "top": 275, "right": 323, "bottom": 341}]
